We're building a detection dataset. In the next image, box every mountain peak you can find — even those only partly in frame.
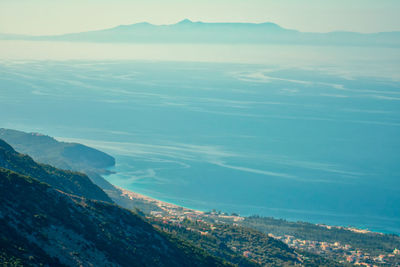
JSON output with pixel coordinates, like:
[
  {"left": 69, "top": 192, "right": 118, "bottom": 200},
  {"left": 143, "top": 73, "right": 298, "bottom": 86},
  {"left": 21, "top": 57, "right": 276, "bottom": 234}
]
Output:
[
  {"left": 260, "top": 21, "right": 280, "bottom": 27},
  {"left": 177, "top": 19, "right": 194, "bottom": 25}
]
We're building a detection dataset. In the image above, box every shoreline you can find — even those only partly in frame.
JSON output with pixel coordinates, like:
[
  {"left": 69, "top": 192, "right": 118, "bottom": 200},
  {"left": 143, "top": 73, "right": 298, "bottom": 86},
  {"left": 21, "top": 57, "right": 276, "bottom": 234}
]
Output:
[
  {"left": 115, "top": 186, "right": 400, "bottom": 267},
  {"left": 115, "top": 185, "right": 393, "bottom": 236},
  {"left": 116, "top": 186, "right": 205, "bottom": 215}
]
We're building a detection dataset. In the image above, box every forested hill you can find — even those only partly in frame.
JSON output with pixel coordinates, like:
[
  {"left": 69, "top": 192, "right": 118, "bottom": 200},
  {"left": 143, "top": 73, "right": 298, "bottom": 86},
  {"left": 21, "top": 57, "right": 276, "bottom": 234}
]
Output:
[
  {"left": 0, "top": 138, "right": 112, "bottom": 202},
  {"left": 0, "top": 128, "right": 115, "bottom": 172},
  {"left": 0, "top": 168, "right": 230, "bottom": 267}
]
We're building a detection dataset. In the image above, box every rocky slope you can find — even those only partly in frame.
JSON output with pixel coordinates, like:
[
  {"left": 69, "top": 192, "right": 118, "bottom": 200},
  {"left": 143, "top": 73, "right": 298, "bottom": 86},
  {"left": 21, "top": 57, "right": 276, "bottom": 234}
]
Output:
[{"left": 0, "top": 167, "right": 230, "bottom": 267}]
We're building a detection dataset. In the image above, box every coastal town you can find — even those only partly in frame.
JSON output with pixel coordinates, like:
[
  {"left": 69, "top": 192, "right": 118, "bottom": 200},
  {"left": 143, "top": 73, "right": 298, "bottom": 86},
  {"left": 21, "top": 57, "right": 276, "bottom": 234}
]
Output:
[
  {"left": 269, "top": 233, "right": 400, "bottom": 266},
  {"left": 119, "top": 187, "right": 400, "bottom": 267}
]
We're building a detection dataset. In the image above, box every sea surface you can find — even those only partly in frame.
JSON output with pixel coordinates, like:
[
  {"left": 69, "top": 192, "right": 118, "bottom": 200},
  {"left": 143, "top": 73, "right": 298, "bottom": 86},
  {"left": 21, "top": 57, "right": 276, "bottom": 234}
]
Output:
[{"left": 0, "top": 41, "right": 399, "bottom": 234}]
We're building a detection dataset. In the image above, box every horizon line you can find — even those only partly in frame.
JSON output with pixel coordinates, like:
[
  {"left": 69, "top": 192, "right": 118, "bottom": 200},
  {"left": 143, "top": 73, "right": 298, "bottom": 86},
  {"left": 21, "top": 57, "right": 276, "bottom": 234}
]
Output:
[{"left": 2, "top": 19, "right": 400, "bottom": 37}]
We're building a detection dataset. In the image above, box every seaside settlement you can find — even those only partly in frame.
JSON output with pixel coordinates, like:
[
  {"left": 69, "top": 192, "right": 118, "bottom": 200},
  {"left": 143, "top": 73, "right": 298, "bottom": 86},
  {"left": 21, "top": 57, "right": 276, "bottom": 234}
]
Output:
[{"left": 117, "top": 188, "right": 400, "bottom": 267}]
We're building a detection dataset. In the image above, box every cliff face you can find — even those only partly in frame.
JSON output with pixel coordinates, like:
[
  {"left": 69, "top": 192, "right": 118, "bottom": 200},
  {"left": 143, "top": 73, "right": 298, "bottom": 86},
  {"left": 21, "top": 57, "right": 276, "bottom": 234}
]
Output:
[
  {"left": 0, "top": 168, "right": 229, "bottom": 267},
  {"left": 0, "top": 138, "right": 112, "bottom": 203}
]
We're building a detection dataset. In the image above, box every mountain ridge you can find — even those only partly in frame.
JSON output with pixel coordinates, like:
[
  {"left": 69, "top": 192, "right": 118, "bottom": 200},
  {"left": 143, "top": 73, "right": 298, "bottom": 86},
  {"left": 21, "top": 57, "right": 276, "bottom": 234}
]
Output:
[
  {"left": 0, "top": 137, "right": 112, "bottom": 202},
  {"left": 1, "top": 20, "right": 399, "bottom": 47},
  {"left": 0, "top": 128, "right": 115, "bottom": 172}
]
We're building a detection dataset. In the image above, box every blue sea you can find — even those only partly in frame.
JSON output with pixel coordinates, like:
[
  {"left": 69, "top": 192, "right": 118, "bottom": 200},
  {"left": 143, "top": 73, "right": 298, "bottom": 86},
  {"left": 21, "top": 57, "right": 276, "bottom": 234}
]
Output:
[{"left": 0, "top": 42, "right": 399, "bottom": 234}]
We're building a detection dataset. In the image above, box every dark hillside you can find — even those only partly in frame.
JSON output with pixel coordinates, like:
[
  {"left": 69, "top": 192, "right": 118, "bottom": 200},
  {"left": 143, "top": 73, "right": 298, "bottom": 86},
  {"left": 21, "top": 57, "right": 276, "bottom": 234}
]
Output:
[
  {"left": 0, "top": 138, "right": 112, "bottom": 202},
  {"left": 0, "top": 168, "right": 230, "bottom": 267}
]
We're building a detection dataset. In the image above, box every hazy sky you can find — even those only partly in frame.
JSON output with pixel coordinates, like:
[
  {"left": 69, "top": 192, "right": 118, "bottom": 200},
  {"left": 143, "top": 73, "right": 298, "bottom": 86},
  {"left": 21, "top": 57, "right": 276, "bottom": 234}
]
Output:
[{"left": 1, "top": 0, "right": 399, "bottom": 35}]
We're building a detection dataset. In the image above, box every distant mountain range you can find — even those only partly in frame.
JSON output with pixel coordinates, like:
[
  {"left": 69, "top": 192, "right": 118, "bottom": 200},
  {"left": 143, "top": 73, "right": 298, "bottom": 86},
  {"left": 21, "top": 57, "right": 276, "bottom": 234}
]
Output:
[{"left": 1, "top": 19, "right": 400, "bottom": 47}]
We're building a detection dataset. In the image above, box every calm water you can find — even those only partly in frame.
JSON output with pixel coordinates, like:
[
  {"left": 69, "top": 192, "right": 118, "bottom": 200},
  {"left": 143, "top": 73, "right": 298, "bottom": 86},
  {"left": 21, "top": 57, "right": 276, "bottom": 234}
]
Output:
[{"left": 1, "top": 42, "right": 399, "bottom": 233}]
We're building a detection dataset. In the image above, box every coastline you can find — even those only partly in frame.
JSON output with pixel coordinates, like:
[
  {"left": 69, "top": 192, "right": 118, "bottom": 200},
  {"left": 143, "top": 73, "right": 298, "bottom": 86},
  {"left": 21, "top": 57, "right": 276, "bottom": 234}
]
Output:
[
  {"left": 116, "top": 186, "right": 205, "bottom": 215},
  {"left": 115, "top": 185, "right": 385, "bottom": 236}
]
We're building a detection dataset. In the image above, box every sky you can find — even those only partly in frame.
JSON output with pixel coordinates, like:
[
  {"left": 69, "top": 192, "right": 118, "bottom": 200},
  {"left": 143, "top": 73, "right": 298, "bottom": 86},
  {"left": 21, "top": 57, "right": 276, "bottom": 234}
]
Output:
[{"left": 0, "top": 0, "right": 399, "bottom": 35}]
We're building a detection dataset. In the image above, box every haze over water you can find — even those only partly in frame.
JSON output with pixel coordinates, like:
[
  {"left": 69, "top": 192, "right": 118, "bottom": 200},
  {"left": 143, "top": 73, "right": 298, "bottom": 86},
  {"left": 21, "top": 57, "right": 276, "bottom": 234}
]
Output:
[{"left": 1, "top": 41, "right": 399, "bottom": 234}]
